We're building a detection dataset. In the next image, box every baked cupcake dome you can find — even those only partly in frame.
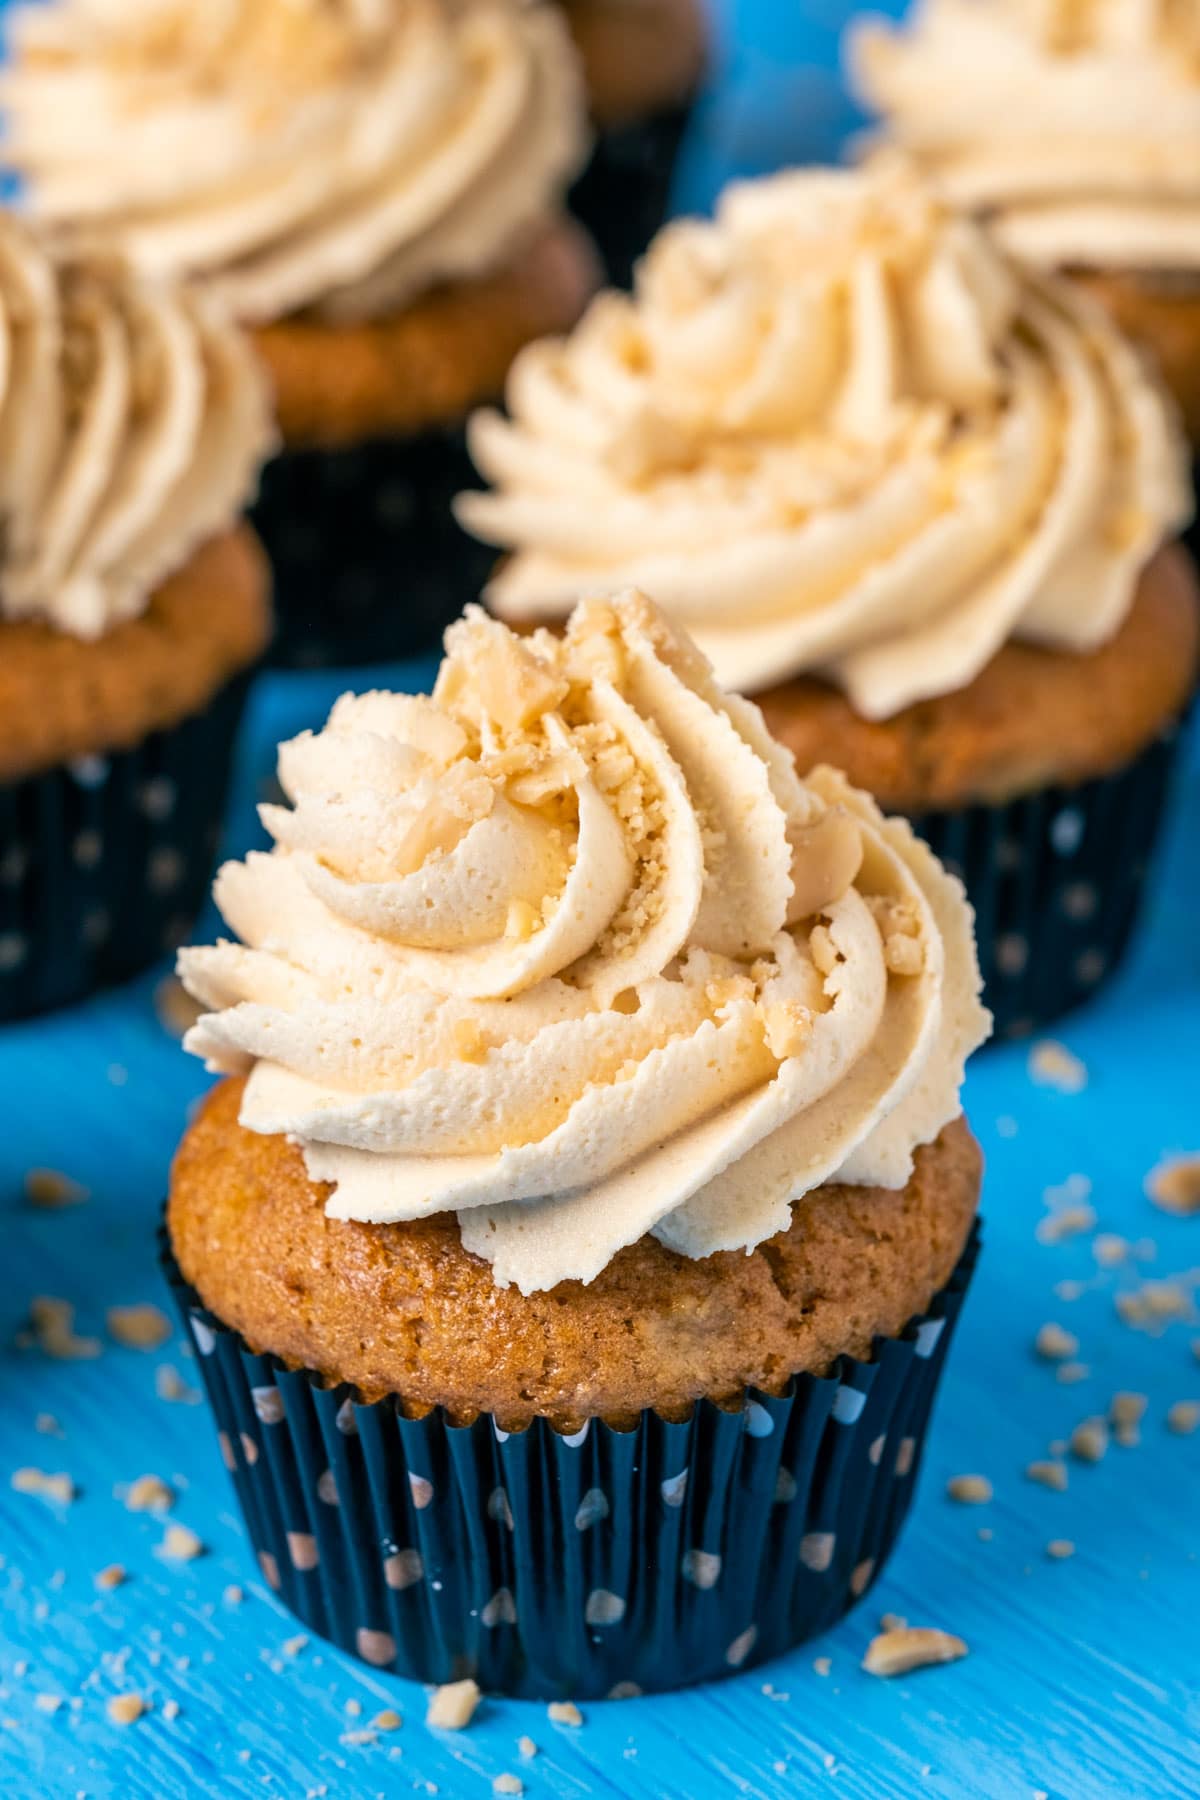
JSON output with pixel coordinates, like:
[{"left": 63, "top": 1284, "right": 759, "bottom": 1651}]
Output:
[
  {"left": 456, "top": 158, "right": 1199, "bottom": 1033},
  {"left": 0, "top": 0, "right": 599, "bottom": 667},
  {"left": 166, "top": 593, "right": 987, "bottom": 1692},
  {"left": 0, "top": 214, "right": 273, "bottom": 1018}
]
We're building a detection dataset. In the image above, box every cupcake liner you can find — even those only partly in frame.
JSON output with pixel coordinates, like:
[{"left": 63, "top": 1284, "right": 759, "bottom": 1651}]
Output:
[
  {"left": 250, "top": 427, "right": 496, "bottom": 670},
  {"left": 160, "top": 1219, "right": 980, "bottom": 1699},
  {"left": 569, "top": 103, "right": 692, "bottom": 290},
  {"left": 0, "top": 673, "right": 250, "bottom": 1022},
  {"left": 909, "top": 720, "right": 1185, "bottom": 1042}
]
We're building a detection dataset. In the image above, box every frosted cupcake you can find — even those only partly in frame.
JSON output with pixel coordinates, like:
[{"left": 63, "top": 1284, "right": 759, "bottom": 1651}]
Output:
[
  {"left": 0, "top": 214, "right": 273, "bottom": 1019},
  {"left": 165, "top": 593, "right": 989, "bottom": 1696},
  {"left": 0, "top": 0, "right": 598, "bottom": 667},
  {"left": 850, "top": 0, "right": 1200, "bottom": 444},
  {"left": 457, "top": 159, "right": 1199, "bottom": 1036}
]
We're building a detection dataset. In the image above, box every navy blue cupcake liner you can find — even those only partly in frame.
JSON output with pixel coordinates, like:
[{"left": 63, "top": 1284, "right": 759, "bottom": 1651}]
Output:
[
  {"left": 910, "top": 718, "right": 1185, "bottom": 1042},
  {"left": 569, "top": 103, "right": 692, "bottom": 290},
  {"left": 250, "top": 427, "right": 496, "bottom": 671},
  {"left": 0, "top": 672, "right": 251, "bottom": 1022},
  {"left": 160, "top": 1219, "right": 980, "bottom": 1699}
]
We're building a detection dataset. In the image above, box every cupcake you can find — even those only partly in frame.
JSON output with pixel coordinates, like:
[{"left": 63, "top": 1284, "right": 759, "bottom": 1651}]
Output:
[
  {"left": 849, "top": 1, "right": 1200, "bottom": 456},
  {"left": 0, "top": 215, "right": 273, "bottom": 1021},
  {"left": 0, "top": 0, "right": 599, "bottom": 669},
  {"left": 456, "top": 159, "right": 1200, "bottom": 1037},
  {"left": 558, "top": 0, "right": 711, "bottom": 287},
  {"left": 166, "top": 592, "right": 989, "bottom": 1697}
]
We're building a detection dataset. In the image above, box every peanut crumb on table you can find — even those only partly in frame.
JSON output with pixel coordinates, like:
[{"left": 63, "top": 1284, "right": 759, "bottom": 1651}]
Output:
[
  {"left": 517, "top": 1736, "right": 538, "bottom": 1757},
  {"left": 946, "top": 1474, "right": 993, "bottom": 1504},
  {"left": 106, "top": 1694, "right": 147, "bottom": 1726},
  {"left": 1057, "top": 1362, "right": 1090, "bottom": 1384},
  {"left": 1046, "top": 1540, "right": 1076, "bottom": 1560},
  {"left": 813, "top": 1656, "right": 833, "bottom": 1676},
  {"left": 1070, "top": 1418, "right": 1110, "bottom": 1463},
  {"left": 427, "top": 1679, "right": 481, "bottom": 1731},
  {"left": 11, "top": 1467, "right": 75, "bottom": 1505},
  {"left": 493, "top": 1778, "right": 523, "bottom": 1797},
  {"left": 372, "top": 1710, "right": 402, "bottom": 1732},
  {"left": 863, "top": 1627, "right": 968, "bottom": 1677},
  {"left": 27, "top": 1297, "right": 101, "bottom": 1361},
  {"left": 95, "top": 1565, "right": 126, "bottom": 1591},
  {"left": 1146, "top": 1155, "right": 1200, "bottom": 1216},
  {"left": 124, "top": 1474, "right": 174, "bottom": 1513},
  {"left": 107, "top": 1305, "right": 172, "bottom": 1350},
  {"left": 1167, "top": 1401, "right": 1200, "bottom": 1435},
  {"left": 1028, "top": 1041, "right": 1087, "bottom": 1094},
  {"left": 23, "top": 1169, "right": 88, "bottom": 1209},
  {"left": 159, "top": 1523, "right": 204, "bottom": 1562},
  {"left": 1035, "top": 1323, "right": 1079, "bottom": 1361},
  {"left": 1026, "top": 1459, "right": 1069, "bottom": 1491},
  {"left": 547, "top": 1701, "right": 583, "bottom": 1726}
]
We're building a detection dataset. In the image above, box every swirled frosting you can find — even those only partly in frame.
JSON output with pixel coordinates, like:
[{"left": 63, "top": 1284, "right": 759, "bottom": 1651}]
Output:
[
  {"left": 0, "top": 214, "right": 273, "bottom": 638},
  {"left": 0, "top": 0, "right": 589, "bottom": 324},
  {"left": 851, "top": 0, "right": 1200, "bottom": 272},
  {"left": 458, "top": 161, "right": 1192, "bottom": 718},
  {"left": 179, "top": 594, "right": 990, "bottom": 1294}
]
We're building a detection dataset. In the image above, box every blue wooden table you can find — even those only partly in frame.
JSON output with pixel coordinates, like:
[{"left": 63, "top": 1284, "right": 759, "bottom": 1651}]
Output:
[{"left": 3, "top": 6, "right": 1200, "bottom": 1796}]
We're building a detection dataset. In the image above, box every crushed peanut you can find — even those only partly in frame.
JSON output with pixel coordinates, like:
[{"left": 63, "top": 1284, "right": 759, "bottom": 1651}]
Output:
[
  {"left": 160, "top": 1524, "right": 204, "bottom": 1562},
  {"left": 493, "top": 1778, "right": 523, "bottom": 1798},
  {"left": 27, "top": 1296, "right": 101, "bottom": 1361},
  {"left": 1093, "top": 1235, "right": 1129, "bottom": 1268},
  {"left": 1069, "top": 1418, "right": 1109, "bottom": 1463},
  {"left": 946, "top": 1475, "right": 992, "bottom": 1504},
  {"left": 863, "top": 1627, "right": 968, "bottom": 1678},
  {"left": 23, "top": 1169, "right": 88, "bottom": 1209},
  {"left": 426, "top": 1679, "right": 481, "bottom": 1731},
  {"left": 1146, "top": 1155, "right": 1200, "bottom": 1216},
  {"left": 12, "top": 1467, "right": 75, "bottom": 1505},
  {"left": 124, "top": 1474, "right": 174, "bottom": 1513},
  {"left": 1037, "top": 1207, "right": 1097, "bottom": 1245},
  {"left": 1046, "top": 1540, "right": 1076, "bottom": 1561},
  {"left": 1057, "top": 1362, "right": 1090, "bottom": 1385},
  {"left": 106, "top": 1694, "right": 146, "bottom": 1726},
  {"left": 1029, "top": 1041, "right": 1087, "bottom": 1094},
  {"left": 372, "top": 1709, "right": 402, "bottom": 1732},
  {"left": 95, "top": 1565, "right": 127, "bottom": 1592},
  {"left": 547, "top": 1701, "right": 583, "bottom": 1727},
  {"left": 1166, "top": 1401, "right": 1200, "bottom": 1436},
  {"left": 1035, "top": 1323, "right": 1079, "bottom": 1361},
  {"left": 155, "top": 1366, "right": 199, "bottom": 1404},
  {"left": 518, "top": 1735, "right": 539, "bottom": 1757},
  {"left": 107, "top": 1305, "right": 172, "bottom": 1350}
]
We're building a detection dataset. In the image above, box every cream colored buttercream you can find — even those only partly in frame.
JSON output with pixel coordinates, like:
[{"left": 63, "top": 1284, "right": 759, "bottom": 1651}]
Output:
[
  {"left": 457, "top": 160, "right": 1192, "bottom": 717},
  {"left": 179, "top": 593, "right": 990, "bottom": 1294},
  {"left": 0, "top": 0, "right": 589, "bottom": 324},
  {"left": 851, "top": 0, "right": 1200, "bottom": 272},
  {"left": 0, "top": 213, "right": 273, "bottom": 637}
]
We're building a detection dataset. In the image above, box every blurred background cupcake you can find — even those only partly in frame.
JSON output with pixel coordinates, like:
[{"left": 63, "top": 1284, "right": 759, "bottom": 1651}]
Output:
[
  {"left": 166, "top": 593, "right": 988, "bottom": 1696},
  {"left": 0, "top": 0, "right": 599, "bottom": 669},
  {"left": 558, "top": 0, "right": 712, "bottom": 287},
  {"left": 0, "top": 215, "right": 273, "bottom": 1020},
  {"left": 849, "top": 0, "right": 1200, "bottom": 503},
  {"left": 457, "top": 158, "right": 1199, "bottom": 1038}
]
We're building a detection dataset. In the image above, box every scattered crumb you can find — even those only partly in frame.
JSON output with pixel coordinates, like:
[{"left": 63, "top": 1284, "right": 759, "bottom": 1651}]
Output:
[
  {"left": 34, "top": 1414, "right": 63, "bottom": 1437},
  {"left": 517, "top": 1736, "right": 538, "bottom": 1758},
  {"left": 1110, "top": 1392, "right": 1148, "bottom": 1427},
  {"left": 23, "top": 1169, "right": 88, "bottom": 1210},
  {"left": 372, "top": 1710, "right": 402, "bottom": 1732},
  {"left": 159, "top": 1524, "right": 204, "bottom": 1563},
  {"left": 344, "top": 1699, "right": 363, "bottom": 1718},
  {"left": 547, "top": 1701, "right": 583, "bottom": 1726},
  {"left": 282, "top": 1635, "right": 309, "bottom": 1658},
  {"left": 1036, "top": 1207, "right": 1096, "bottom": 1245},
  {"left": 155, "top": 1365, "right": 200, "bottom": 1404},
  {"left": 493, "top": 1778, "right": 523, "bottom": 1798},
  {"left": 863, "top": 1627, "right": 968, "bottom": 1678},
  {"left": 124, "top": 1475, "right": 174, "bottom": 1513},
  {"left": 1035, "top": 1323, "right": 1079, "bottom": 1361},
  {"left": 977, "top": 1527, "right": 994, "bottom": 1542},
  {"left": 155, "top": 975, "right": 205, "bottom": 1040},
  {"left": 95, "top": 1565, "right": 126, "bottom": 1592},
  {"left": 106, "top": 1694, "right": 146, "bottom": 1726},
  {"left": 27, "top": 1297, "right": 101, "bottom": 1361},
  {"left": 1069, "top": 1418, "right": 1109, "bottom": 1464},
  {"left": 1057, "top": 1362, "right": 1090, "bottom": 1385},
  {"left": 1046, "top": 1540, "right": 1076, "bottom": 1560},
  {"left": 1026, "top": 1460, "right": 1069, "bottom": 1492},
  {"left": 946, "top": 1475, "right": 992, "bottom": 1504},
  {"left": 11, "top": 1467, "right": 75, "bottom": 1505},
  {"left": 1116, "top": 1279, "right": 1194, "bottom": 1330},
  {"left": 340, "top": 1729, "right": 377, "bottom": 1748},
  {"left": 1029, "top": 1040, "right": 1087, "bottom": 1094},
  {"left": 1054, "top": 1281, "right": 1087, "bottom": 1302},
  {"left": 162, "top": 1699, "right": 180, "bottom": 1723},
  {"left": 107, "top": 1306, "right": 171, "bottom": 1351},
  {"left": 1093, "top": 1234, "right": 1129, "bottom": 1268},
  {"left": 1167, "top": 1401, "right": 1200, "bottom": 1436},
  {"left": 33, "top": 1693, "right": 61, "bottom": 1715},
  {"left": 879, "top": 1613, "right": 907, "bottom": 1633},
  {"left": 426, "top": 1679, "right": 480, "bottom": 1731},
  {"left": 813, "top": 1657, "right": 832, "bottom": 1677},
  {"left": 1146, "top": 1156, "right": 1200, "bottom": 1216}
]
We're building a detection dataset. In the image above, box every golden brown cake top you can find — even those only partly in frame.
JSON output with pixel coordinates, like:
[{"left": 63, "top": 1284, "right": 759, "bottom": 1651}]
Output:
[
  {"left": 179, "top": 593, "right": 989, "bottom": 1295},
  {"left": 458, "top": 157, "right": 1193, "bottom": 717},
  {"left": 1, "top": 0, "right": 590, "bottom": 324},
  {"left": 0, "top": 213, "right": 272, "bottom": 640}
]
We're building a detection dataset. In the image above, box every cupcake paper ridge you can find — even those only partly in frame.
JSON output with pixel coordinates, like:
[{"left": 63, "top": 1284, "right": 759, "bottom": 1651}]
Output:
[
  {"left": 457, "top": 157, "right": 1193, "bottom": 718},
  {"left": 0, "top": 214, "right": 273, "bottom": 639},
  {"left": 0, "top": 0, "right": 591, "bottom": 324},
  {"left": 850, "top": 0, "right": 1200, "bottom": 273},
  {"left": 179, "top": 593, "right": 990, "bottom": 1294}
]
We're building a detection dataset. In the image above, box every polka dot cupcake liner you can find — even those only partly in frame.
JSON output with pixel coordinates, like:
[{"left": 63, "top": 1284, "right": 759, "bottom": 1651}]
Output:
[
  {"left": 0, "top": 672, "right": 251, "bottom": 1022},
  {"left": 160, "top": 1220, "right": 980, "bottom": 1699},
  {"left": 250, "top": 427, "right": 497, "bottom": 671},
  {"left": 910, "top": 720, "right": 1186, "bottom": 1043},
  {"left": 569, "top": 103, "right": 693, "bottom": 290}
]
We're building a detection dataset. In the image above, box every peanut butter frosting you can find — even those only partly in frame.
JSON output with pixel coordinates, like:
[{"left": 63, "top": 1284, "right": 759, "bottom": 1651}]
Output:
[
  {"left": 851, "top": 0, "right": 1200, "bottom": 273},
  {"left": 0, "top": 214, "right": 273, "bottom": 638},
  {"left": 179, "top": 594, "right": 990, "bottom": 1295},
  {"left": 0, "top": 0, "right": 589, "bottom": 324},
  {"left": 458, "top": 160, "right": 1193, "bottom": 718}
]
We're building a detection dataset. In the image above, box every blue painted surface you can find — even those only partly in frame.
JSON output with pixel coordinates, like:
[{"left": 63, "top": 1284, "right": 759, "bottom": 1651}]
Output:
[{"left": 3, "top": 4, "right": 1200, "bottom": 1797}]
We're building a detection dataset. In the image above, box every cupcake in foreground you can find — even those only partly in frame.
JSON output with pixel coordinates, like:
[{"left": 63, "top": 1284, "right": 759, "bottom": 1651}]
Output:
[
  {"left": 166, "top": 593, "right": 989, "bottom": 1697},
  {"left": 0, "top": 215, "right": 273, "bottom": 1020},
  {"left": 558, "top": 0, "right": 710, "bottom": 287},
  {"left": 457, "top": 159, "right": 1200, "bottom": 1036},
  {"left": 0, "top": 0, "right": 598, "bottom": 668},
  {"left": 849, "top": 0, "right": 1200, "bottom": 444}
]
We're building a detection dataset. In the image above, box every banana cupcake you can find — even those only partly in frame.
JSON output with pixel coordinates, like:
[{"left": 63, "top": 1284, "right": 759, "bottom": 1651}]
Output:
[
  {"left": 0, "top": 214, "right": 273, "bottom": 1020},
  {"left": 559, "top": 0, "right": 711, "bottom": 287},
  {"left": 458, "top": 159, "right": 1200, "bottom": 1036},
  {"left": 0, "top": 0, "right": 598, "bottom": 668},
  {"left": 166, "top": 593, "right": 989, "bottom": 1697},
  {"left": 850, "top": 0, "right": 1200, "bottom": 445}
]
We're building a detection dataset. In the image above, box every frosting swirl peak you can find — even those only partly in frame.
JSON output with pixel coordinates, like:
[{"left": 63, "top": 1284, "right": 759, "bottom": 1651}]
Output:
[
  {"left": 180, "top": 595, "right": 990, "bottom": 1293},
  {"left": 851, "top": 0, "right": 1200, "bottom": 272},
  {"left": 0, "top": 0, "right": 589, "bottom": 322},
  {"left": 458, "top": 160, "right": 1192, "bottom": 716},
  {"left": 0, "top": 214, "right": 273, "bottom": 637}
]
